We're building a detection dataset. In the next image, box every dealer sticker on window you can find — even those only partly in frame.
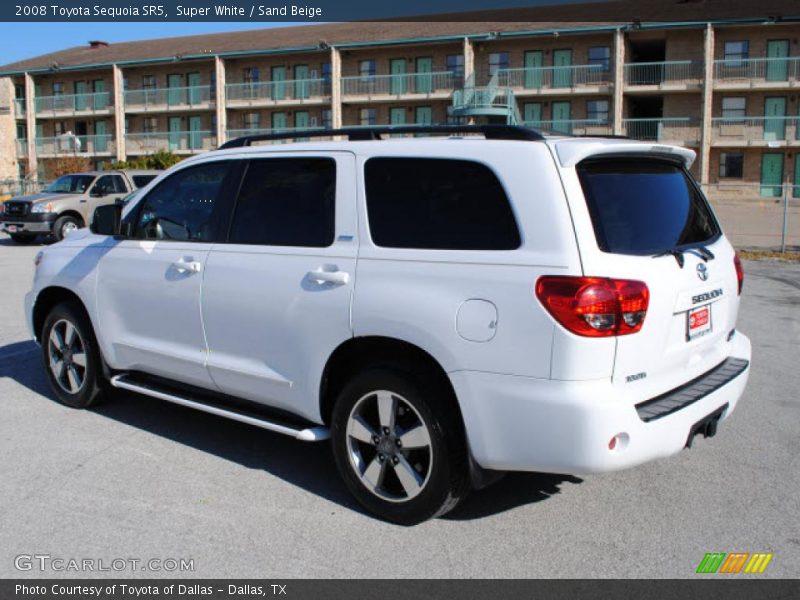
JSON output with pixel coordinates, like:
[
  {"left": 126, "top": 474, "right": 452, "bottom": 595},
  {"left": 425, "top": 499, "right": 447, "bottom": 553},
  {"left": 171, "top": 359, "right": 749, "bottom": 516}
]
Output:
[{"left": 687, "top": 304, "right": 712, "bottom": 341}]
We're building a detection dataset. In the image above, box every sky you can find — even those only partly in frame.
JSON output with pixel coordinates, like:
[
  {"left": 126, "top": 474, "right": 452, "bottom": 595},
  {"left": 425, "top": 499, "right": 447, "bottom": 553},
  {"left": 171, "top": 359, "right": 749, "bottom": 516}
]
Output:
[{"left": 0, "top": 23, "right": 299, "bottom": 66}]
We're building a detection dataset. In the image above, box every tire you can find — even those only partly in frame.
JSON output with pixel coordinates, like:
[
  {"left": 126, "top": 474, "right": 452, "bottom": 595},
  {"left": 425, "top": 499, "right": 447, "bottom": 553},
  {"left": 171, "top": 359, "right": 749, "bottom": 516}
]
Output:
[
  {"left": 10, "top": 233, "right": 37, "bottom": 244},
  {"left": 331, "top": 366, "right": 470, "bottom": 525},
  {"left": 53, "top": 215, "right": 82, "bottom": 242},
  {"left": 41, "top": 301, "right": 106, "bottom": 409}
]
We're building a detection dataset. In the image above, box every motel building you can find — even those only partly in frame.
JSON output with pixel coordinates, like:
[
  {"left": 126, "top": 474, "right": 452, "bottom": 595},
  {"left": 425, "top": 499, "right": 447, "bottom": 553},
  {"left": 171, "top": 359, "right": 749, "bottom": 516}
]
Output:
[{"left": 0, "top": 11, "right": 798, "bottom": 199}]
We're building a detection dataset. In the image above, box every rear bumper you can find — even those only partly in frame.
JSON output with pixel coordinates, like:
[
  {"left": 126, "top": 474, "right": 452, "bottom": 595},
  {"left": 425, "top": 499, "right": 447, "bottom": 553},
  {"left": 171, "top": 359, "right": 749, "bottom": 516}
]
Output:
[{"left": 450, "top": 332, "right": 751, "bottom": 474}]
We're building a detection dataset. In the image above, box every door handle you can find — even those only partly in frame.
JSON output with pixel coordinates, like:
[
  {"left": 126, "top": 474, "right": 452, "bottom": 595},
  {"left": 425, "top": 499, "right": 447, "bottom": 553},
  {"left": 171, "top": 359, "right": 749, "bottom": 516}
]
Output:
[
  {"left": 171, "top": 259, "right": 202, "bottom": 274},
  {"left": 308, "top": 268, "right": 349, "bottom": 285}
]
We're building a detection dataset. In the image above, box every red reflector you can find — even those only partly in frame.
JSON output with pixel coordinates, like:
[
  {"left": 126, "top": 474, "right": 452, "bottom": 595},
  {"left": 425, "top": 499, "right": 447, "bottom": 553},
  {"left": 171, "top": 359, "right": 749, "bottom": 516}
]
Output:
[
  {"left": 733, "top": 252, "right": 744, "bottom": 295},
  {"left": 608, "top": 436, "right": 617, "bottom": 450},
  {"left": 535, "top": 276, "right": 650, "bottom": 337}
]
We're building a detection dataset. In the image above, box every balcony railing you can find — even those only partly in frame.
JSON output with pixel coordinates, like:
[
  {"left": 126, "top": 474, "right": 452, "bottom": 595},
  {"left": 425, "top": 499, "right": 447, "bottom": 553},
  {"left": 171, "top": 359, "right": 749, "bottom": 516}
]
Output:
[
  {"left": 496, "top": 64, "right": 609, "bottom": 89},
  {"left": 225, "top": 127, "right": 327, "bottom": 144},
  {"left": 623, "top": 117, "right": 701, "bottom": 144},
  {"left": 15, "top": 139, "right": 27, "bottom": 156},
  {"left": 712, "top": 116, "right": 800, "bottom": 144},
  {"left": 341, "top": 72, "right": 460, "bottom": 97},
  {"left": 226, "top": 79, "right": 329, "bottom": 103},
  {"left": 714, "top": 56, "right": 800, "bottom": 83},
  {"left": 126, "top": 131, "right": 214, "bottom": 153},
  {"left": 34, "top": 92, "right": 112, "bottom": 115},
  {"left": 624, "top": 61, "right": 704, "bottom": 85},
  {"left": 524, "top": 119, "right": 612, "bottom": 136},
  {"left": 14, "top": 99, "right": 25, "bottom": 117},
  {"left": 124, "top": 86, "right": 212, "bottom": 110},
  {"left": 35, "top": 135, "right": 115, "bottom": 156}
]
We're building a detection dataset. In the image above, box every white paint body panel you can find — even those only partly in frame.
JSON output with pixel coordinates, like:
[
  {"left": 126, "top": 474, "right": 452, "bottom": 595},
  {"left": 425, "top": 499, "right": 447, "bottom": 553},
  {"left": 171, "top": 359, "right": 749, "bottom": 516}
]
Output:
[{"left": 26, "top": 136, "right": 751, "bottom": 475}]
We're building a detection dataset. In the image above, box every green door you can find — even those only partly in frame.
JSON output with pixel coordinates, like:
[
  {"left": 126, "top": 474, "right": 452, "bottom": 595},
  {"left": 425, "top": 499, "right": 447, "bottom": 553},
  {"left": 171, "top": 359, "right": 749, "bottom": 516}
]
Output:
[
  {"left": 766, "top": 40, "right": 789, "bottom": 82},
  {"left": 794, "top": 155, "right": 800, "bottom": 198},
  {"left": 35, "top": 123, "right": 43, "bottom": 153},
  {"left": 390, "top": 59, "right": 407, "bottom": 95},
  {"left": 187, "top": 72, "right": 202, "bottom": 105},
  {"left": 553, "top": 49, "right": 573, "bottom": 88},
  {"left": 552, "top": 101, "right": 572, "bottom": 134},
  {"left": 390, "top": 107, "right": 406, "bottom": 125},
  {"left": 188, "top": 116, "right": 202, "bottom": 150},
  {"left": 295, "top": 110, "right": 309, "bottom": 129},
  {"left": 760, "top": 153, "right": 784, "bottom": 197},
  {"left": 415, "top": 57, "right": 433, "bottom": 94},
  {"left": 74, "top": 81, "right": 88, "bottom": 111},
  {"left": 524, "top": 51, "right": 543, "bottom": 89},
  {"left": 523, "top": 102, "right": 542, "bottom": 126},
  {"left": 271, "top": 112, "right": 288, "bottom": 131},
  {"left": 93, "top": 80, "right": 106, "bottom": 110},
  {"left": 294, "top": 65, "right": 309, "bottom": 99},
  {"left": 95, "top": 120, "right": 108, "bottom": 153},
  {"left": 168, "top": 116, "right": 182, "bottom": 150},
  {"left": 167, "top": 74, "right": 183, "bottom": 106},
  {"left": 415, "top": 106, "right": 432, "bottom": 125},
  {"left": 271, "top": 67, "right": 286, "bottom": 101},
  {"left": 764, "top": 97, "right": 787, "bottom": 141}
]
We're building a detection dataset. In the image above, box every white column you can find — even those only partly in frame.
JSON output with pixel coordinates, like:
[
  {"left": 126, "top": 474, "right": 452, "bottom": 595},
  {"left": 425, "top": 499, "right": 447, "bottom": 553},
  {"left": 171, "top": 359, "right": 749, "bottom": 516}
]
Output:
[
  {"left": 330, "top": 46, "right": 342, "bottom": 129},
  {"left": 112, "top": 65, "right": 126, "bottom": 161},
  {"left": 24, "top": 73, "right": 37, "bottom": 179},
  {"left": 699, "top": 23, "right": 715, "bottom": 188},
  {"left": 214, "top": 56, "right": 227, "bottom": 145},
  {"left": 463, "top": 37, "right": 475, "bottom": 83},
  {"left": 612, "top": 28, "right": 625, "bottom": 136}
]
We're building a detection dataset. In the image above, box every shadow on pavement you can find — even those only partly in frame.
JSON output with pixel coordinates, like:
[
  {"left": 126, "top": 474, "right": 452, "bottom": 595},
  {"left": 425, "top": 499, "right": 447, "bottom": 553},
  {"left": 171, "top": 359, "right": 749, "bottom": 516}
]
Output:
[{"left": 0, "top": 338, "right": 581, "bottom": 522}]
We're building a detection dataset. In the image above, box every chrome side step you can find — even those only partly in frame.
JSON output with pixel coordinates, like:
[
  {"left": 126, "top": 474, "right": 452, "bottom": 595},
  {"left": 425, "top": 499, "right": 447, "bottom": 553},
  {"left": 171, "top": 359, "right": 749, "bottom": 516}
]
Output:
[{"left": 110, "top": 374, "right": 330, "bottom": 442}]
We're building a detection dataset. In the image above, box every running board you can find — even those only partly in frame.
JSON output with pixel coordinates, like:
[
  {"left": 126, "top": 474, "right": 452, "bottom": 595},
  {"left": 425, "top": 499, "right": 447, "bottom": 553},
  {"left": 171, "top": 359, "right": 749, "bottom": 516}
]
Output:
[{"left": 109, "top": 374, "right": 330, "bottom": 442}]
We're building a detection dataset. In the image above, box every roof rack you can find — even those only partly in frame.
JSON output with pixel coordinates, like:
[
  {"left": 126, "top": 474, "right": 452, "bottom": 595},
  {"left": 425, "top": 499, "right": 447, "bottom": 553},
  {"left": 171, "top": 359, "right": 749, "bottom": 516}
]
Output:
[{"left": 218, "top": 124, "right": 545, "bottom": 149}]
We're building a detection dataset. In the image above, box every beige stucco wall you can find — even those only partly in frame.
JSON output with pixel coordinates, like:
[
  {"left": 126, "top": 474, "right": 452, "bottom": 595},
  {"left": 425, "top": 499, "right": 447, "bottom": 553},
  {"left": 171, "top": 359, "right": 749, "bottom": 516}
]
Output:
[{"left": 0, "top": 77, "right": 20, "bottom": 180}]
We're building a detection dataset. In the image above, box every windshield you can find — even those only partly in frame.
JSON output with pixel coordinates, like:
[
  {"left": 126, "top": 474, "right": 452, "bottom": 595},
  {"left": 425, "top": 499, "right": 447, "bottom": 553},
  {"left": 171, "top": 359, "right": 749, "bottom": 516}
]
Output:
[
  {"left": 576, "top": 158, "right": 720, "bottom": 256},
  {"left": 44, "top": 174, "right": 96, "bottom": 194}
]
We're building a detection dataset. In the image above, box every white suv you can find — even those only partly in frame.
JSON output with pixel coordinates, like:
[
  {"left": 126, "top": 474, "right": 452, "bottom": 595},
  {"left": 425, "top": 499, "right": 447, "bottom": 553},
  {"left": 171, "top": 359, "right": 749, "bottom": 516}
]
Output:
[{"left": 25, "top": 125, "right": 751, "bottom": 524}]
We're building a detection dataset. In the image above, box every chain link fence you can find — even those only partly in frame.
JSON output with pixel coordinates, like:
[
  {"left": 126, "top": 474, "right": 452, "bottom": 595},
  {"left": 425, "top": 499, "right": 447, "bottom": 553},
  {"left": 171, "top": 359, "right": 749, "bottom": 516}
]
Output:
[{"left": 0, "top": 179, "right": 44, "bottom": 200}]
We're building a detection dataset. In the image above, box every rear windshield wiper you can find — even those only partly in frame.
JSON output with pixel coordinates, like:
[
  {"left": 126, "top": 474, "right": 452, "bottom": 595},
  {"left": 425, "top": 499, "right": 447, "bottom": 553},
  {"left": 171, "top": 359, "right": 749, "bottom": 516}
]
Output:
[
  {"left": 693, "top": 245, "right": 715, "bottom": 262},
  {"left": 653, "top": 248, "right": 685, "bottom": 268}
]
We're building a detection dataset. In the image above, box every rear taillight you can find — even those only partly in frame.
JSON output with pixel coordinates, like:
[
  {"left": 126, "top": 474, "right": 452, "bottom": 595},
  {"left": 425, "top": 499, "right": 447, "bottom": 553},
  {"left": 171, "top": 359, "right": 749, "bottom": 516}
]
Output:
[
  {"left": 535, "top": 276, "right": 650, "bottom": 337},
  {"left": 733, "top": 253, "right": 744, "bottom": 295}
]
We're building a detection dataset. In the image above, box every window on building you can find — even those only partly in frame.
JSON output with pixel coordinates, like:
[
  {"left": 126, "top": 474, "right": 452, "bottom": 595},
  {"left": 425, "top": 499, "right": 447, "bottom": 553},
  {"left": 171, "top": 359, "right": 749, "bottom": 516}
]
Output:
[
  {"left": 364, "top": 158, "right": 521, "bottom": 250},
  {"left": 124, "top": 118, "right": 130, "bottom": 134},
  {"left": 122, "top": 77, "right": 129, "bottom": 90},
  {"left": 321, "top": 62, "right": 332, "bottom": 82},
  {"left": 132, "top": 162, "right": 233, "bottom": 242},
  {"left": 588, "top": 47, "right": 611, "bottom": 71},
  {"left": 14, "top": 84, "right": 24, "bottom": 99},
  {"left": 52, "top": 82, "right": 64, "bottom": 96},
  {"left": 322, "top": 109, "right": 332, "bottom": 129},
  {"left": 489, "top": 52, "right": 510, "bottom": 75},
  {"left": 721, "top": 97, "right": 746, "bottom": 119},
  {"left": 360, "top": 108, "right": 377, "bottom": 126},
  {"left": 143, "top": 117, "right": 158, "bottom": 133},
  {"left": 447, "top": 54, "right": 465, "bottom": 78},
  {"left": 359, "top": 60, "right": 376, "bottom": 79},
  {"left": 228, "top": 158, "right": 336, "bottom": 247},
  {"left": 719, "top": 152, "right": 744, "bottom": 178},
  {"left": 16, "top": 123, "right": 26, "bottom": 139},
  {"left": 142, "top": 75, "right": 156, "bottom": 90},
  {"left": 243, "top": 112, "right": 261, "bottom": 130},
  {"left": 586, "top": 99, "right": 609, "bottom": 123},
  {"left": 724, "top": 41, "right": 749, "bottom": 64},
  {"left": 54, "top": 122, "right": 67, "bottom": 136},
  {"left": 244, "top": 67, "right": 260, "bottom": 84}
]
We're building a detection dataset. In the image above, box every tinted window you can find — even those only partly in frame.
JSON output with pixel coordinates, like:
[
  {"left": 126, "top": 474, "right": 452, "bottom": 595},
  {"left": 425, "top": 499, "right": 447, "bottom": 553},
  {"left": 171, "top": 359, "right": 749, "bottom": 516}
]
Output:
[
  {"left": 93, "top": 175, "right": 126, "bottom": 195},
  {"left": 577, "top": 159, "right": 719, "bottom": 255},
  {"left": 365, "top": 158, "right": 520, "bottom": 250},
  {"left": 133, "top": 162, "right": 231, "bottom": 242},
  {"left": 44, "top": 174, "right": 95, "bottom": 194},
  {"left": 229, "top": 158, "right": 335, "bottom": 247},
  {"left": 132, "top": 174, "right": 157, "bottom": 188}
]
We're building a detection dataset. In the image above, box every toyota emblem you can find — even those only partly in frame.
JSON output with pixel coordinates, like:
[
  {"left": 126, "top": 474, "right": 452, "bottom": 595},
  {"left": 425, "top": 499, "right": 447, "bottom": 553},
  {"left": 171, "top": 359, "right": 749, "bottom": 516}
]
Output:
[{"left": 696, "top": 263, "right": 709, "bottom": 281}]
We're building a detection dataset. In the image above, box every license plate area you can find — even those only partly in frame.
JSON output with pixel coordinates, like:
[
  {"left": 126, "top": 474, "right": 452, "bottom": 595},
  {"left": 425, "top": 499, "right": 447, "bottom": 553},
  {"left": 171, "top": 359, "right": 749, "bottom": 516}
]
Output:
[
  {"left": 687, "top": 304, "right": 712, "bottom": 341},
  {"left": 6, "top": 225, "right": 18, "bottom": 233}
]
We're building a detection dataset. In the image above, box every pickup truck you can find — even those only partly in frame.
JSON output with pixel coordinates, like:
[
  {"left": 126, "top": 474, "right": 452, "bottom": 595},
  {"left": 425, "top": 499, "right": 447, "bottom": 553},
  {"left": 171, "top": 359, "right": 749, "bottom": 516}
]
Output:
[{"left": 0, "top": 169, "right": 160, "bottom": 243}]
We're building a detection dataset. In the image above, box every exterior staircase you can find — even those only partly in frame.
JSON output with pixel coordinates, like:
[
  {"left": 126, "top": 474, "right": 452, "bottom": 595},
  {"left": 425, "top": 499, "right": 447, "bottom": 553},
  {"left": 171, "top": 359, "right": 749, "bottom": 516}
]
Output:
[{"left": 451, "top": 73, "right": 521, "bottom": 125}]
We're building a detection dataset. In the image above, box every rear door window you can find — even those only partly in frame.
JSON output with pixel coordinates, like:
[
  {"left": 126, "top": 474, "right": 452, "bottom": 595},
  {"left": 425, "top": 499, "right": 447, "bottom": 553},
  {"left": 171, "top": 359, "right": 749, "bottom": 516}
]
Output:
[
  {"left": 364, "top": 157, "right": 520, "bottom": 250},
  {"left": 576, "top": 158, "right": 720, "bottom": 255}
]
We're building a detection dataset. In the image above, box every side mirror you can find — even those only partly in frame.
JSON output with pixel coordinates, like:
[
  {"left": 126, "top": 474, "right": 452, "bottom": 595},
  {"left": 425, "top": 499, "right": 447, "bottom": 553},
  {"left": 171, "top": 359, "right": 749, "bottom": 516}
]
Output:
[{"left": 91, "top": 203, "right": 123, "bottom": 236}]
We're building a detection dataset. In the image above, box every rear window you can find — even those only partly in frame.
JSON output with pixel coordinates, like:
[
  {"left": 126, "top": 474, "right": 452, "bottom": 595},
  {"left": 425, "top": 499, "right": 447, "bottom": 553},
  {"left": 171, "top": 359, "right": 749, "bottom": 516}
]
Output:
[
  {"left": 132, "top": 175, "right": 158, "bottom": 188},
  {"left": 364, "top": 157, "right": 520, "bottom": 250},
  {"left": 576, "top": 158, "right": 719, "bottom": 255}
]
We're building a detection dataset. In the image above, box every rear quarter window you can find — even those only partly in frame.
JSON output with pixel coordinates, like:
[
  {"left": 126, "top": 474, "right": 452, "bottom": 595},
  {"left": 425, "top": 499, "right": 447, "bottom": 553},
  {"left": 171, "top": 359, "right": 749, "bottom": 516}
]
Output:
[
  {"left": 576, "top": 158, "right": 720, "bottom": 255},
  {"left": 132, "top": 175, "right": 158, "bottom": 188},
  {"left": 364, "top": 157, "right": 520, "bottom": 250}
]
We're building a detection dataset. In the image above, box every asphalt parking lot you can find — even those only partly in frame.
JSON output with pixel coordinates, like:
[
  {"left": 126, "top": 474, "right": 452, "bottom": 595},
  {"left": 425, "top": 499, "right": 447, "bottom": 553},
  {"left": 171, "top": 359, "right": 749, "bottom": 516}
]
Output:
[{"left": 0, "top": 233, "right": 798, "bottom": 579}]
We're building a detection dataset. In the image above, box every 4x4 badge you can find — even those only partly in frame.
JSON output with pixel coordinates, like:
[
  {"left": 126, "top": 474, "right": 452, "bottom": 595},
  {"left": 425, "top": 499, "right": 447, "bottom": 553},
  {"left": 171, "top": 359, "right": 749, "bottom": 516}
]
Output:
[{"left": 696, "top": 263, "right": 709, "bottom": 281}]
